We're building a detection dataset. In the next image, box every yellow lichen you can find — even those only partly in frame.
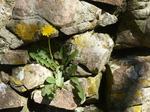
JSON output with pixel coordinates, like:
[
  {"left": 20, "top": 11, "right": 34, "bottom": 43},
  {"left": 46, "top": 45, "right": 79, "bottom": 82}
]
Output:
[
  {"left": 10, "top": 77, "right": 23, "bottom": 85},
  {"left": 86, "top": 77, "right": 97, "bottom": 97},
  {"left": 134, "top": 90, "right": 142, "bottom": 98},
  {"left": 133, "top": 105, "right": 142, "bottom": 112},
  {"left": 112, "top": 92, "right": 127, "bottom": 99},
  {"left": 20, "top": 66, "right": 30, "bottom": 72},
  {"left": 21, "top": 88, "right": 27, "bottom": 92},
  {"left": 16, "top": 22, "right": 39, "bottom": 40},
  {"left": 139, "top": 80, "right": 150, "bottom": 86}
]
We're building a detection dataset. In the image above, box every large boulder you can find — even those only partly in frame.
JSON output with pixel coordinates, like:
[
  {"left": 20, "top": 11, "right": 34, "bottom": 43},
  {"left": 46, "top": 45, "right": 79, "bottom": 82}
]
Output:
[
  {"left": 116, "top": 0, "right": 150, "bottom": 48},
  {"left": 61, "top": 1, "right": 117, "bottom": 35},
  {"left": 34, "top": 0, "right": 79, "bottom": 27},
  {"left": 0, "top": 79, "right": 27, "bottom": 110},
  {"left": 66, "top": 31, "right": 114, "bottom": 73},
  {"left": 109, "top": 56, "right": 150, "bottom": 111},
  {"left": 0, "top": 50, "right": 29, "bottom": 65},
  {"left": 10, "top": 64, "right": 53, "bottom": 92},
  {"left": 32, "top": 89, "right": 77, "bottom": 110}
]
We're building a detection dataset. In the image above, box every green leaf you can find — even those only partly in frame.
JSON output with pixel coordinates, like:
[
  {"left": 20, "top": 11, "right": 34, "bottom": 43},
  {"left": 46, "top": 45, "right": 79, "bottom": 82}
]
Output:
[
  {"left": 55, "top": 67, "right": 64, "bottom": 88},
  {"left": 45, "top": 77, "right": 55, "bottom": 84},
  {"left": 66, "top": 64, "right": 77, "bottom": 75},
  {"left": 70, "top": 77, "right": 85, "bottom": 104},
  {"left": 60, "top": 46, "right": 67, "bottom": 64},
  {"left": 67, "top": 50, "right": 78, "bottom": 65}
]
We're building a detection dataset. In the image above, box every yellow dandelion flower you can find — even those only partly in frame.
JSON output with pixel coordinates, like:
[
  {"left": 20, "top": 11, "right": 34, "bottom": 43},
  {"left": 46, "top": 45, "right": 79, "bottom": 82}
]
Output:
[{"left": 41, "top": 25, "right": 56, "bottom": 37}]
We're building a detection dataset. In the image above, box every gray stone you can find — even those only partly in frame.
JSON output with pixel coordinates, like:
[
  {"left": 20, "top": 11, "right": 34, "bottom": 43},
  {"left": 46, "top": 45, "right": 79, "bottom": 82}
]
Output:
[
  {"left": 10, "top": 64, "right": 53, "bottom": 92},
  {"left": 34, "top": 0, "right": 79, "bottom": 27},
  {"left": 0, "top": 79, "right": 27, "bottom": 110},
  {"left": 116, "top": 1, "right": 150, "bottom": 48},
  {"left": 128, "top": 0, "right": 150, "bottom": 19},
  {"left": 32, "top": 89, "right": 77, "bottom": 110},
  {"left": 75, "top": 104, "right": 104, "bottom": 112},
  {"left": 1, "top": 50, "right": 29, "bottom": 65},
  {"left": 0, "top": 50, "right": 29, "bottom": 65},
  {"left": 12, "top": 0, "right": 35, "bottom": 18},
  {"left": 0, "top": 0, "right": 15, "bottom": 29},
  {"left": 66, "top": 31, "right": 114, "bottom": 73},
  {"left": 61, "top": 1, "right": 117, "bottom": 35},
  {"left": 89, "top": 0, "right": 123, "bottom": 6},
  {"left": 109, "top": 56, "right": 150, "bottom": 110},
  {"left": 0, "top": 26, "right": 24, "bottom": 49},
  {"left": 0, "top": 71, "right": 9, "bottom": 84}
]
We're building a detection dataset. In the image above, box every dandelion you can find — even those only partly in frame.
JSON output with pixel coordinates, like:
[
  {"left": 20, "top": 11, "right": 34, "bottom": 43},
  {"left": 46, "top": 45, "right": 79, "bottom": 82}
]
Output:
[
  {"left": 41, "top": 25, "right": 56, "bottom": 37},
  {"left": 41, "top": 25, "right": 56, "bottom": 60}
]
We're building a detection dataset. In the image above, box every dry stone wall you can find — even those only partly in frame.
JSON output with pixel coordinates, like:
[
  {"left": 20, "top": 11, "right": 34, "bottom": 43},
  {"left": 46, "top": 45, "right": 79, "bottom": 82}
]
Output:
[{"left": 0, "top": 0, "right": 150, "bottom": 112}]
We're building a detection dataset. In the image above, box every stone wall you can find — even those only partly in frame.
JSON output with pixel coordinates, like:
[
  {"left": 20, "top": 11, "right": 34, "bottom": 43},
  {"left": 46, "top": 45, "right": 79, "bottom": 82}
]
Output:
[{"left": 0, "top": 0, "right": 150, "bottom": 112}]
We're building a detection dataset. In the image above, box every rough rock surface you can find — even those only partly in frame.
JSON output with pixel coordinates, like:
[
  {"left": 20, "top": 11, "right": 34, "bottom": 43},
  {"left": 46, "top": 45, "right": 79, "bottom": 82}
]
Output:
[
  {"left": 61, "top": 1, "right": 117, "bottom": 35},
  {"left": 116, "top": 0, "right": 150, "bottom": 48},
  {"left": 109, "top": 56, "right": 150, "bottom": 111},
  {"left": 0, "top": 79, "right": 27, "bottom": 110},
  {"left": 32, "top": 89, "right": 77, "bottom": 110},
  {"left": 0, "top": 26, "right": 24, "bottom": 49},
  {"left": 0, "top": 0, "right": 15, "bottom": 29},
  {"left": 64, "top": 73, "right": 102, "bottom": 103},
  {"left": 90, "top": 0, "right": 123, "bottom": 6},
  {"left": 0, "top": 50, "right": 29, "bottom": 65},
  {"left": 66, "top": 31, "right": 114, "bottom": 73},
  {"left": 34, "top": 0, "right": 79, "bottom": 27},
  {"left": 10, "top": 64, "right": 53, "bottom": 92}
]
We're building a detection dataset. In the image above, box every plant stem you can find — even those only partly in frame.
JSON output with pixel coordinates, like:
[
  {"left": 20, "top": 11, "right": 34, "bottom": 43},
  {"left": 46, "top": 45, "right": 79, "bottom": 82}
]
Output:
[{"left": 48, "top": 37, "right": 53, "bottom": 60}]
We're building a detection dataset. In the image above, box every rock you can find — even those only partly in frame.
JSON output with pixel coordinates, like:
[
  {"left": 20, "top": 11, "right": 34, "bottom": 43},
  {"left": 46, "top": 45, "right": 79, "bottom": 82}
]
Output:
[
  {"left": 12, "top": 0, "right": 35, "bottom": 18},
  {"left": 128, "top": 0, "right": 150, "bottom": 19},
  {"left": 0, "top": 0, "right": 15, "bottom": 29},
  {"left": 0, "top": 26, "right": 24, "bottom": 49},
  {"left": 66, "top": 31, "right": 114, "bottom": 73},
  {"left": 116, "top": 1, "right": 150, "bottom": 48},
  {"left": 109, "top": 56, "right": 150, "bottom": 111},
  {"left": 10, "top": 64, "right": 53, "bottom": 92},
  {"left": 0, "top": 38, "right": 9, "bottom": 52},
  {"left": 0, "top": 71, "right": 10, "bottom": 84},
  {"left": 61, "top": 1, "right": 117, "bottom": 35},
  {"left": 0, "top": 79, "right": 27, "bottom": 110},
  {"left": 64, "top": 73, "right": 102, "bottom": 103},
  {"left": 75, "top": 104, "right": 104, "bottom": 112},
  {"left": 34, "top": 0, "right": 79, "bottom": 27},
  {"left": 32, "top": 89, "right": 77, "bottom": 110},
  {"left": 74, "top": 66, "right": 92, "bottom": 76},
  {"left": 89, "top": 0, "right": 123, "bottom": 6},
  {"left": 7, "top": 17, "right": 59, "bottom": 41},
  {"left": 0, "top": 50, "right": 29, "bottom": 65}
]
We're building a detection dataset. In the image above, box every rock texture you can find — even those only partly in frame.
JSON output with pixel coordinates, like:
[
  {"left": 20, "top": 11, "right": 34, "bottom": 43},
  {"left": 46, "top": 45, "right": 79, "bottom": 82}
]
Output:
[
  {"left": 61, "top": 1, "right": 117, "bottom": 35},
  {"left": 0, "top": 50, "right": 29, "bottom": 65},
  {"left": 0, "top": 79, "right": 27, "bottom": 110},
  {"left": 10, "top": 64, "right": 53, "bottom": 92},
  {"left": 90, "top": 0, "right": 123, "bottom": 6},
  {"left": 34, "top": 0, "right": 79, "bottom": 27},
  {"left": 66, "top": 31, "right": 114, "bottom": 73},
  {"left": 109, "top": 56, "right": 150, "bottom": 111},
  {"left": 32, "top": 89, "right": 77, "bottom": 110},
  {"left": 0, "top": 0, "right": 15, "bottom": 28}
]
